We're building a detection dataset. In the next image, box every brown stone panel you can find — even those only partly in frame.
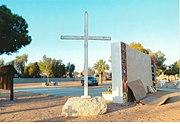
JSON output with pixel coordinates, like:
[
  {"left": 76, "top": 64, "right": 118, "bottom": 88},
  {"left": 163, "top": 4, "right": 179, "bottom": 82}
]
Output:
[
  {"left": 121, "top": 42, "right": 128, "bottom": 102},
  {"left": 0, "top": 76, "right": 3, "bottom": 89}
]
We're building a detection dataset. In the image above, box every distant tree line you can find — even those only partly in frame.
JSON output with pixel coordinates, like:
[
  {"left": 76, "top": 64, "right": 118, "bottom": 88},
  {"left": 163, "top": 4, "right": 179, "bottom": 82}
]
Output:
[
  {"left": 0, "top": 42, "right": 179, "bottom": 80},
  {"left": 0, "top": 54, "right": 75, "bottom": 78},
  {"left": 164, "top": 60, "right": 180, "bottom": 76}
]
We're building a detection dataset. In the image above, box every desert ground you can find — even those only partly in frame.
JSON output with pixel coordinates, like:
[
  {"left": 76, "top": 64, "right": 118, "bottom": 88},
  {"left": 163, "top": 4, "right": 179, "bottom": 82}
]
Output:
[{"left": 0, "top": 81, "right": 180, "bottom": 122}]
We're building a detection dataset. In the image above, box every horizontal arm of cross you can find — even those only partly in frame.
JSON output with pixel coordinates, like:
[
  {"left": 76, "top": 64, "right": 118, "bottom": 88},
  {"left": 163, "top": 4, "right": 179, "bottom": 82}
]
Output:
[
  {"left": 88, "top": 36, "right": 111, "bottom": 40},
  {"left": 61, "top": 35, "right": 84, "bottom": 40},
  {"left": 61, "top": 35, "right": 111, "bottom": 41}
]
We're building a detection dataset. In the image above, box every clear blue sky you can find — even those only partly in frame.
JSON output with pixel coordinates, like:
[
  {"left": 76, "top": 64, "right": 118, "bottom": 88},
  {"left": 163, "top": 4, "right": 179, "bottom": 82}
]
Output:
[{"left": 1, "top": 0, "right": 179, "bottom": 72}]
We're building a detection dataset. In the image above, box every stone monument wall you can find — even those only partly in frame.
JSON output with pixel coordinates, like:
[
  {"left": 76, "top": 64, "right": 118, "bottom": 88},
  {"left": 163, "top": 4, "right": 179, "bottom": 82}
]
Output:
[
  {"left": 126, "top": 45, "right": 152, "bottom": 92},
  {"left": 111, "top": 41, "right": 152, "bottom": 103}
]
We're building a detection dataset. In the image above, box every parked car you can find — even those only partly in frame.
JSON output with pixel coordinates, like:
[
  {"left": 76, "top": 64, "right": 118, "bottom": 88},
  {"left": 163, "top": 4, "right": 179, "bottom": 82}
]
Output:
[{"left": 81, "top": 76, "right": 98, "bottom": 86}]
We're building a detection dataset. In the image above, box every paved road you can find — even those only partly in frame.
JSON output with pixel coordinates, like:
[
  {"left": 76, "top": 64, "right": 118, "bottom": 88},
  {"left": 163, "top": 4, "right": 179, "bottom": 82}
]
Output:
[
  {"left": 157, "top": 87, "right": 180, "bottom": 93},
  {"left": 15, "top": 85, "right": 111, "bottom": 97}
]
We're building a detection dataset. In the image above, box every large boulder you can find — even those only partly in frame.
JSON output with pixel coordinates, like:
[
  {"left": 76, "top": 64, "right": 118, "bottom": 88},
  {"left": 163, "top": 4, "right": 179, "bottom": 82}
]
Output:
[{"left": 61, "top": 96, "right": 107, "bottom": 117}]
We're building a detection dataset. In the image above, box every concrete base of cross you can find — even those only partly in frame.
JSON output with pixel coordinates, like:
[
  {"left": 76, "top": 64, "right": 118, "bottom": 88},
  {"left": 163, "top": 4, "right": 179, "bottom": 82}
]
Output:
[{"left": 81, "top": 95, "right": 91, "bottom": 99}]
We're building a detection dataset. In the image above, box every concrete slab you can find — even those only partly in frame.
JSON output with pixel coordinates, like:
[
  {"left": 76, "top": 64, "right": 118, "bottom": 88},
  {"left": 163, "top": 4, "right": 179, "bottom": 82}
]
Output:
[
  {"left": 140, "top": 95, "right": 169, "bottom": 105},
  {"left": 128, "top": 80, "right": 146, "bottom": 101},
  {"left": 140, "top": 92, "right": 180, "bottom": 105}
]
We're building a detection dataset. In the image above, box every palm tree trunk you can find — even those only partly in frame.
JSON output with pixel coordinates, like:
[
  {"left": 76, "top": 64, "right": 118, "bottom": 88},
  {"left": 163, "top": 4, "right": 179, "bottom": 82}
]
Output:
[{"left": 99, "top": 73, "right": 102, "bottom": 84}]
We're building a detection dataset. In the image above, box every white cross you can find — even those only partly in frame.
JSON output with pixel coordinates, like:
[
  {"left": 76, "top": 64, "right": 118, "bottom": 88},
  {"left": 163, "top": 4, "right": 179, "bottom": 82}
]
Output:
[{"left": 60, "top": 11, "right": 111, "bottom": 98}]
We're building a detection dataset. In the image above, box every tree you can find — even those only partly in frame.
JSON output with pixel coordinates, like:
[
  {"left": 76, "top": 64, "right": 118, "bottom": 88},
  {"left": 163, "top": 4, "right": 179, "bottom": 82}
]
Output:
[
  {"left": 29, "top": 62, "right": 40, "bottom": 78},
  {"left": 93, "top": 59, "right": 109, "bottom": 84},
  {"left": 154, "top": 50, "right": 166, "bottom": 69},
  {"left": 73, "top": 71, "right": 80, "bottom": 78},
  {"left": 14, "top": 54, "right": 28, "bottom": 75},
  {"left": 129, "top": 42, "right": 149, "bottom": 54},
  {"left": 38, "top": 55, "right": 53, "bottom": 78},
  {"left": 38, "top": 55, "right": 67, "bottom": 78},
  {"left": 23, "top": 62, "right": 40, "bottom": 78},
  {"left": 51, "top": 59, "right": 58, "bottom": 77},
  {"left": 23, "top": 65, "right": 30, "bottom": 77},
  {"left": 58, "top": 63, "right": 66, "bottom": 77},
  {"left": 150, "top": 50, "right": 166, "bottom": 75},
  {"left": 164, "top": 60, "right": 180, "bottom": 75},
  {"left": 0, "top": 5, "right": 31, "bottom": 55},
  {"left": 65, "top": 63, "right": 75, "bottom": 78},
  {"left": 52, "top": 59, "right": 66, "bottom": 78}
]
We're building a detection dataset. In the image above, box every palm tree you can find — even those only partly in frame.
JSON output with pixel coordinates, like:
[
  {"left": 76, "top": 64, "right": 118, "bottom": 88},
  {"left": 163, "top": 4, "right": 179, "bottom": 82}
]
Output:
[{"left": 93, "top": 59, "right": 109, "bottom": 84}]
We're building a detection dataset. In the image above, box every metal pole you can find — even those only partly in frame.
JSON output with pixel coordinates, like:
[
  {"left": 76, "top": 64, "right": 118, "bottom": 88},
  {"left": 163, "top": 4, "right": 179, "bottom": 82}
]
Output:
[{"left": 82, "top": 11, "right": 90, "bottom": 98}]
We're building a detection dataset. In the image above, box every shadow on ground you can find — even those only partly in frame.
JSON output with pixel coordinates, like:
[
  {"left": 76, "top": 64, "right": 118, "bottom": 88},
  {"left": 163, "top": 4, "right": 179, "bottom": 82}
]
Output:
[
  {"left": 107, "top": 102, "right": 136, "bottom": 113},
  {"left": 35, "top": 116, "right": 78, "bottom": 122},
  {"left": 0, "top": 104, "right": 61, "bottom": 115},
  {"left": 0, "top": 91, "right": 68, "bottom": 107}
]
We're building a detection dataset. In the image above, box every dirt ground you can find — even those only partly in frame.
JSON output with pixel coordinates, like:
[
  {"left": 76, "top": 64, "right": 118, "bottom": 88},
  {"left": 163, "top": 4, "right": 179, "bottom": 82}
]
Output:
[{"left": 0, "top": 82, "right": 180, "bottom": 122}]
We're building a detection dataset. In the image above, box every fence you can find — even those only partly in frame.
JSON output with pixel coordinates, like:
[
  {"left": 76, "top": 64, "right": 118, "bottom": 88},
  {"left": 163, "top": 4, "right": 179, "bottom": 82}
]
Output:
[{"left": 13, "top": 77, "right": 81, "bottom": 83}]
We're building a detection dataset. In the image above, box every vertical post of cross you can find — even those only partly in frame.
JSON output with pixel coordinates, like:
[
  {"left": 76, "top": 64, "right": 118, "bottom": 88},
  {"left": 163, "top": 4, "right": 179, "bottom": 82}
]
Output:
[{"left": 83, "top": 11, "right": 89, "bottom": 98}]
